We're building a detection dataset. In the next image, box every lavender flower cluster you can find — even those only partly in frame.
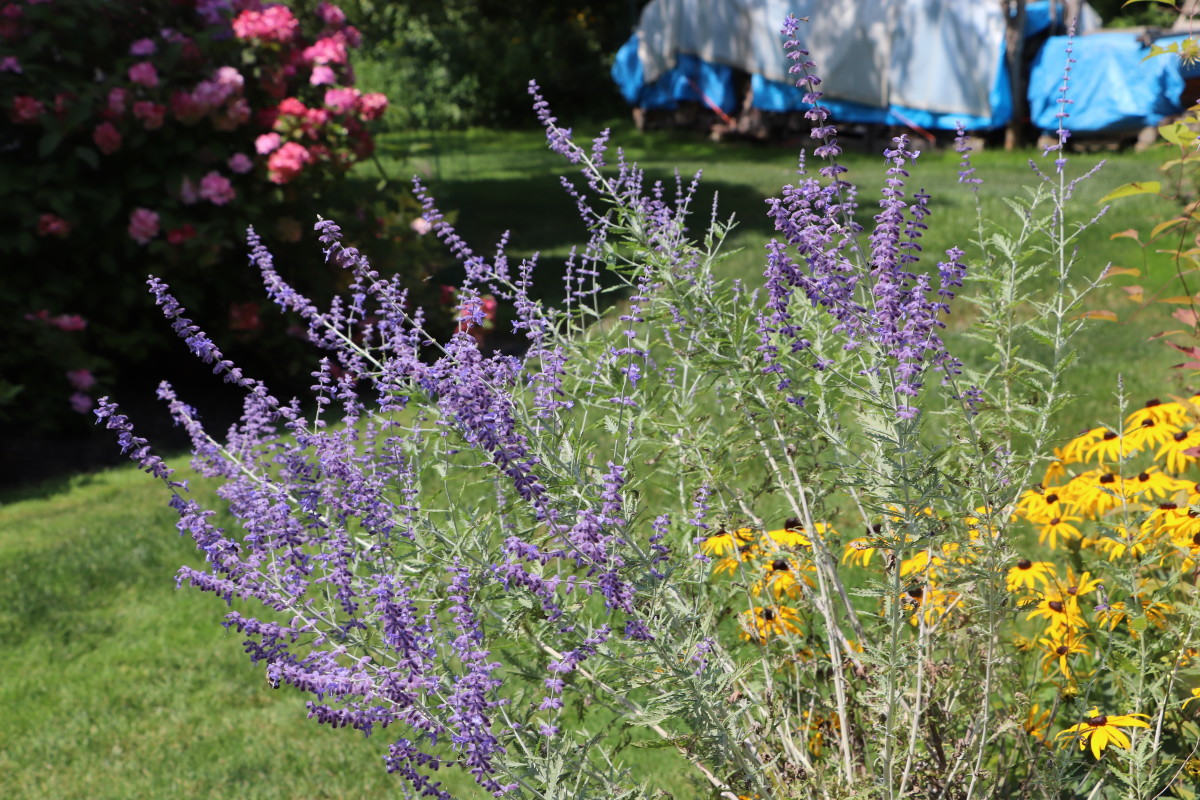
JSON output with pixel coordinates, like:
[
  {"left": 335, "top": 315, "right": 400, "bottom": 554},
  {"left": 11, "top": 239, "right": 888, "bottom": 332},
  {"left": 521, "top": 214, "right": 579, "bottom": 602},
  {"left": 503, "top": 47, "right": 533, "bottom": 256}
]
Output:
[{"left": 94, "top": 14, "right": 1089, "bottom": 798}]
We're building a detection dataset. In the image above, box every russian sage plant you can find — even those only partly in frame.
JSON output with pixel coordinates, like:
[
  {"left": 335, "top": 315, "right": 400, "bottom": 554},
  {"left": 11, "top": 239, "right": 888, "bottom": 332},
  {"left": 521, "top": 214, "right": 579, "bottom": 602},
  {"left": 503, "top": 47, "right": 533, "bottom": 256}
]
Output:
[{"left": 99, "top": 15, "right": 1127, "bottom": 800}]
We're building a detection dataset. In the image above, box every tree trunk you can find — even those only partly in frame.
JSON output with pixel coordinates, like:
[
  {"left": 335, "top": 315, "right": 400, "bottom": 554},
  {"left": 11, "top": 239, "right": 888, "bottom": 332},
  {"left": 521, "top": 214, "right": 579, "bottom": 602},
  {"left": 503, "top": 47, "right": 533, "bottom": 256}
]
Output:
[{"left": 1004, "top": 0, "right": 1027, "bottom": 151}]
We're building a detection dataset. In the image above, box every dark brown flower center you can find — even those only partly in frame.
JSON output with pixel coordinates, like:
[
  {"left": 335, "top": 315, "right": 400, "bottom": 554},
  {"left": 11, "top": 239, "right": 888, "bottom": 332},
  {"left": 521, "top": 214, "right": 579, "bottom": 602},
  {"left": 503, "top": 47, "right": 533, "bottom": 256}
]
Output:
[
  {"left": 1192, "top": 532, "right": 1200, "bottom": 547},
  {"left": 1067, "top": 585, "right": 1079, "bottom": 595},
  {"left": 907, "top": 587, "right": 924, "bottom": 599},
  {"left": 762, "top": 608, "right": 776, "bottom": 621},
  {"left": 1177, "top": 431, "right": 1189, "bottom": 442},
  {"left": 1050, "top": 517, "right": 1062, "bottom": 526},
  {"left": 784, "top": 517, "right": 802, "bottom": 531},
  {"left": 1045, "top": 493, "right": 1059, "bottom": 504},
  {"left": 1161, "top": 502, "right": 1179, "bottom": 510},
  {"left": 1147, "top": 398, "right": 1161, "bottom": 408},
  {"left": 772, "top": 559, "right": 790, "bottom": 572},
  {"left": 1100, "top": 474, "right": 1116, "bottom": 484},
  {"left": 1138, "top": 472, "right": 1151, "bottom": 482},
  {"left": 1141, "top": 419, "right": 1154, "bottom": 428},
  {"left": 1087, "top": 715, "right": 1107, "bottom": 727},
  {"left": 1103, "top": 431, "right": 1118, "bottom": 441},
  {"left": 1017, "top": 559, "right": 1032, "bottom": 570},
  {"left": 1056, "top": 645, "right": 1069, "bottom": 656},
  {"left": 1048, "top": 600, "right": 1065, "bottom": 613}
]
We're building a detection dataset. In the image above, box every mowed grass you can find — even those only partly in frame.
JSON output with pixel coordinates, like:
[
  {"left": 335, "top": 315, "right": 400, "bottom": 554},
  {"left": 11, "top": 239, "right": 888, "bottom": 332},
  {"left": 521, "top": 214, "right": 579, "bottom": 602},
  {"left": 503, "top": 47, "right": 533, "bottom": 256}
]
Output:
[{"left": 5, "top": 123, "right": 1198, "bottom": 798}]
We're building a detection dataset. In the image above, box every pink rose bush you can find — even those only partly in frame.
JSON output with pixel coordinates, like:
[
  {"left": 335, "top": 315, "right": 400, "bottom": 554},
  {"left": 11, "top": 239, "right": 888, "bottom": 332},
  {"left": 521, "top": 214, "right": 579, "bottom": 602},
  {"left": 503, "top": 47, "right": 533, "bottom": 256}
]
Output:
[{"left": 0, "top": 0, "right": 398, "bottom": 433}]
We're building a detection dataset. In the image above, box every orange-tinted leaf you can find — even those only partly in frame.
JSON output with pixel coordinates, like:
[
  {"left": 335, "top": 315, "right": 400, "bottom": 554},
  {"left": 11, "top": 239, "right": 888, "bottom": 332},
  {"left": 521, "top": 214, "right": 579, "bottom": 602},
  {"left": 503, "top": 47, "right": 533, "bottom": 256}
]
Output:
[
  {"left": 1103, "top": 265, "right": 1141, "bottom": 278},
  {"left": 1076, "top": 310, "right": 1119, "bottom": 322},
  {"left": 1109, "top": 230, "right": 1142, "bottom": 244},
  {"left": 1150, "top": 218, "right": 1189, "bottom": 239},
  {"left": 1159, "top": 296, "right": 1196, "bottom": 304},
  {"left": 1148, "top": 330, "right": 1185, "bottom": 340},
  {"left": 1122, "top": 285, "right": 1145, "bottom": 302},
  {"left": 1174, "top": 308, "right": 1200, "bottom": 326}
]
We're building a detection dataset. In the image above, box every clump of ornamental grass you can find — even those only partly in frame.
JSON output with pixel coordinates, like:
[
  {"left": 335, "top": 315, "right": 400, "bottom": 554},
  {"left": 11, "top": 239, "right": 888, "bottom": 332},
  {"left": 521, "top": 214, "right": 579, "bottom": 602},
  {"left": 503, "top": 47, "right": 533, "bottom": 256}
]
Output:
[{"left": 97, "top": 15, "right": 1172, "bottom": 800}]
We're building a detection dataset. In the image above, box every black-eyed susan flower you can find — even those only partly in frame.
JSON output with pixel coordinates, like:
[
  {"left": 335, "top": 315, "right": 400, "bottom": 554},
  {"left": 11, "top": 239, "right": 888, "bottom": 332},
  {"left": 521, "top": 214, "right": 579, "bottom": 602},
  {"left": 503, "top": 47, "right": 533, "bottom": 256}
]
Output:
[
  {"left": 1055, "top": 708, "right": 1150, "bottom": 759},
  {"left": 739, "top": 605, "right": 802, "bottom": 641},
  {"left": 1124, "top": 467, "right": 1177, "bottom": 501},
  {"left": 1052, "top": 566, "right": 1102, "bottom": 600},
  {"left": 1157, "top": 428, "right": 1200, "bottom": 475},
  {"left": 1064, "top": 470, "right": 1125, "bottom": 517},
  {"left": 751, "top": 556, "right": 814, "bottom": 600},
  {"left": 1037, "top": 514, "right": 1083, "bottom": 550},
  {"left": 701, "top": 528, "right": 757, "bottom": 558},
  {"left": 1038, "top": 632, "right": 1090, "bottom": 680},
  {"left": 1085, "top": 428, "right": 1125, "bottom": 464},
  {"left": 1006, "top": 558, "right": 1057, "bottom": 593},
  {"left": 1127, "top": 397, "right": 1189, "bottom": 429},
  {"left": 1086, "top": 524, "right": 1151, "bottom": 562},
  {"left": 1043, "top": 449, "right": 1069, "bottom": 486},
  {"left": 1182, "top": 687, "right": 1200, "bottom": 710},
  {"left": 1022, "top": 703, "right": 1051, "bottom": 742},
  {"left": 842, "top": 537, "right": 877, "bottom": 567},
  {"left": 1061, "top": 427, "right": 1107, "bottom": 464},
  {"left": 1027, "top": 595, "right": 1086, "bottom": 635},
  {"left": 1017, "top": 486, "right": 1070, "bottom": 525},
  {"left": 1122, "top": 416, "right": 1182, "bottom": 455}
]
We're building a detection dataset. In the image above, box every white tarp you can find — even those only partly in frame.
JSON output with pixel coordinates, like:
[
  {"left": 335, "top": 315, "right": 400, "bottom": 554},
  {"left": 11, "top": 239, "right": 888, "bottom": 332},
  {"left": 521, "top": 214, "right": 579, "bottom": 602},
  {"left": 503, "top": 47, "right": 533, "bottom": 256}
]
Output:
[{"left": 635, "top": 0, "right": 1098, "bottom": 120}]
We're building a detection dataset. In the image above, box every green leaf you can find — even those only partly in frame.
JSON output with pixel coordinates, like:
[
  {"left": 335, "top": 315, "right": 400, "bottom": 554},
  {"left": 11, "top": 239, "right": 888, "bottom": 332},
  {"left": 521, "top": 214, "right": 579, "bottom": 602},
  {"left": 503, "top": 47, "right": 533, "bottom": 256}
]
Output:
[
  {"left": 74, "top": 146, "right": 98, "bottom": 170},
  {"left": 1123, "top": 0, "right": 1178, "bottom": 6},
  {"left": 1098, "top": 182, "right": 1161, "bottom": 203},
  {"left": 36, "top": 132, "right": 62, "bottom": 158}
]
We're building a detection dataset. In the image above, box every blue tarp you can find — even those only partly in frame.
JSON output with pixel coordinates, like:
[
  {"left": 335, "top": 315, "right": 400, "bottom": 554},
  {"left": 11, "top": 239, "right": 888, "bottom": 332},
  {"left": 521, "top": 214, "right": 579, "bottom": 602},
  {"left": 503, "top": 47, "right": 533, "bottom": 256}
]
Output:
[
  {"left": 612, "top": 1, "right": 1184, "bottom": 134},
  {"left": 1027, "top": 33, "right": 1185, "bottom": 132},
  {"left": 612, "top": 35, "right": 736, "bottom": 112}
]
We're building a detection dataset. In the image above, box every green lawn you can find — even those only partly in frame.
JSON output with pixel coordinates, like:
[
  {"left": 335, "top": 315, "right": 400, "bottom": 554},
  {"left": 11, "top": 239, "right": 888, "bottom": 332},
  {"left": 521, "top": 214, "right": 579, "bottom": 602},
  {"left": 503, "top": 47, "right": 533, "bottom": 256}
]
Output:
[{"left": 5, "top": 123, "right": 1197, "bottom": 798}]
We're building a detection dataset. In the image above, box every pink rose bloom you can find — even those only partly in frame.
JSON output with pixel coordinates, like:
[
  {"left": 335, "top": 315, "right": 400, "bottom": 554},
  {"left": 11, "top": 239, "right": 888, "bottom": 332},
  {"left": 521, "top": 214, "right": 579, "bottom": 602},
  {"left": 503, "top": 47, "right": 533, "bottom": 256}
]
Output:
[
  {"left": 342, "top": 25, "right": 361, "bottom": 49},
  {"left": 93, "top": 121, "right": 122, "bottom": 155},
  {"left": 302, "top": 107, "right": 329, "bottom": 132},
  {"left": 129, "top": 38, "right": 157, "bottom": 56},
  {"left": 215, "top": 66, "right": 244, "bottom": 92},
  {"left": 127, "top": 207, "right": 160, "bottom": 245},
  {"left": 170, "top": 90, "right": 206, "bottom": 125},
  {"left": 255, "top": 132, "right": 282, "bottom": 154},
  {"left": 166, "top": 223, "right": 196, "bottom": 245},
  {"left": 66, "top": 369, "right": 96, "bottom": 391},
  {"left": 231, "top": 6, "right": 299, "bottom": 43},
  {"left": 128, "top": 61, "right": 158, "bottom": 88},
  {"left": 199, "top": 171, "right": 236, "bottom": 206},
  {"left": 323, "top": 87, "right": 360, "bottom": 114},
  {"left": 107, "top": 87, "right": 129, "bottom": 117},
  {"left": 302, "top": 35, "right": 347, "bottom": 65},
  {"left": 10, "top": 95, "right": 43, "bottom": 124},
  {"left": 180, "top": 176, "right": 198, "bottom": 205},
  {"left": 132, "top": 101, "right": 165, "bottom": 130},
  {"left": 191, "top": 79, "right": 230, "bottom": 110},
  {"left": 0, "top": 55, "right": 20, "bottom": 73},
  {"left": 316, "top": 2, "right": 346, "bottom": 27},
  {"left": 228, "top": 153, "right": 253, "bottom": 174},
  {"left": 267, "top": 141, "right": 311, "bottom": 184},
  {"left": 36, "top": 213, "right": 71, "bottom": 238},
  {"left": 69, "top": 392, "right": 94, "bottom": 415},
  {"left": 50, "top": 314, "right": 87, "bottom": 332},
  {"left": 357, "top": 92, "right": 388, "bottom": 121},
  {"left": 277, "top": 97, "right": 307, "bottom": 117},
  {"left": 310, "top": 65, "right": 336, "bottom": 86}
]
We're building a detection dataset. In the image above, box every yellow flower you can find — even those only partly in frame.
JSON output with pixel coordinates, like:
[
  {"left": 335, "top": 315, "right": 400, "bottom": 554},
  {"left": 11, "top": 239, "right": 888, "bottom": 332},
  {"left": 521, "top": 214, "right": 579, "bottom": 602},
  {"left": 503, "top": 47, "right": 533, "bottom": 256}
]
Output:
[
  {"left": 1183, "top": 688, "right": 1200, "bottom": 711},
  {"left": 701, "top": 528, "right": 756, "bottom": 558},
  {"left": 1050, "top": 567, "right": 1102, "bottom": 600},
  {"left": 751, "top": 556, "right": 814, "bottom": 599},
  {"left": 1060, "top": 427, "right": 1107, "bottom": 464},
  {"left": 1156, "top": 428, "right": 1200, "bottom": 474},
  {"left": 842, "top": 537, "right": 877, "bottom": 567},
  {"left": 1022, "top": 703, "right": 1051, "bottom": 741},
  {"left": 1006, "top": 559, "right": 1057, "bottom": 593},
  {"left": 1126, "top": 397, "right": 1189, "bottom": 429},
  {"left": 1055, "top": 708, "right": 1150, "bottom": 759},
  {"left": 1063, "top": 470, "right": 1125, "bottom": 517},
  {"left": 1038, "top": 632, "right": 1090, "bottom": 680},
  {"left": 739, "top": 605, "right": 802, "bottom": 641},
  {"left": 1124, "top": 467, "right": 1176, "bottom": 501},
  {"left": 1085, "top": 428, "right": 1125, "bottom": 464},
  {"left": 1027, "top": 595, "right": 1086, "bottom": 635},
  {"left": 1122, "top": 416, "right": 1181, "bottom": 455},
  {"left": 1037, "top": 514, "right": 1083, "bottom": 550}
]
